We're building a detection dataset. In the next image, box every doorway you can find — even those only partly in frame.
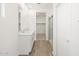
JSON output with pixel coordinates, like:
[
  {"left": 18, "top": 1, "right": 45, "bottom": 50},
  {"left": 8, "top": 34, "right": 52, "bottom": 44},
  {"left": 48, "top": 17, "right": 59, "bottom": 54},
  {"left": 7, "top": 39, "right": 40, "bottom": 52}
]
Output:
[
  {"left": 31, "top": 12, "right": 53, "bottom": 56},
  {"left": 36, "top": 12, "right": 46, "bottom": 40}
]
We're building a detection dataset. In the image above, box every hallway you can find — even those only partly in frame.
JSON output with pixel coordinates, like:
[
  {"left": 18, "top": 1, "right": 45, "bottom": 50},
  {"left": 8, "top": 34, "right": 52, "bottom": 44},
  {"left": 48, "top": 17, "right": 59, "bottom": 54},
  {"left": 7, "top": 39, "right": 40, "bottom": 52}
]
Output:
[{"left": 31, "top": 40, "right": 53, "bottom": 56}]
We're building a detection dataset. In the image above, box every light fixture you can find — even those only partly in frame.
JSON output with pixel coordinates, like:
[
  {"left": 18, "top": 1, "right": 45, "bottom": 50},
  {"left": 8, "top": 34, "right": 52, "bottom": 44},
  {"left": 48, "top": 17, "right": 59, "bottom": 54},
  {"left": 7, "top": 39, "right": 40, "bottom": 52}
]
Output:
[
  {"left": 37, "top": 3, "right": 40, "bottom": 4},
  {"left": 1, "top": 3, "right": 6, "bottom": 17}
]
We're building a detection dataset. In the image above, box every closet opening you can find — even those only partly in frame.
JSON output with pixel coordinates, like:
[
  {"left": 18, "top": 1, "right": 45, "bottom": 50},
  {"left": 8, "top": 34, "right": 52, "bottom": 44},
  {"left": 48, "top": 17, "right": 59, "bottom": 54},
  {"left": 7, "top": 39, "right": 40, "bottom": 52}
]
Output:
[{"left": 36, "top": 12, "right": 46, "bottom": 40}]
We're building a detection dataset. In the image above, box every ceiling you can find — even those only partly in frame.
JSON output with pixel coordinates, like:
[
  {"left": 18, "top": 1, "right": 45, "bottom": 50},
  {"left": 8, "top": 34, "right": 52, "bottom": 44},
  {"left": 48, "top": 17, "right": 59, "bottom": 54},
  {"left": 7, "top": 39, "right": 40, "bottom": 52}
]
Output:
[{"left": 25, "top": 3, "right": 53, "bottom": 10}]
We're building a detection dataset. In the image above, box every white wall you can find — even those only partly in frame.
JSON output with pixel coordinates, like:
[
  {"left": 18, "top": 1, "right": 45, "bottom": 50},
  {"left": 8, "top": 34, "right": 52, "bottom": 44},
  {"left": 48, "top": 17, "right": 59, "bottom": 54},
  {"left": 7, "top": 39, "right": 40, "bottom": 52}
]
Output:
[
  {"left": 47, "top": 10, "right": 53, "bottom": 35},
  {"left": 21, "top": 9, "right": 36, "bottom": 33},
  {"left": 29, "top": 10, "right": 36, "bottom": 33},
  {"left": 0, "top": 4, "right": 18, "bottom": 56},
  {"left": 47, "top": 9, "right": 53, "bottom": 51},
  {"left": 20, "top": 9, "right": 29, "bottom": 31},
  {"left": 48, "top": 16, "right": 53, "bottom": 48}
]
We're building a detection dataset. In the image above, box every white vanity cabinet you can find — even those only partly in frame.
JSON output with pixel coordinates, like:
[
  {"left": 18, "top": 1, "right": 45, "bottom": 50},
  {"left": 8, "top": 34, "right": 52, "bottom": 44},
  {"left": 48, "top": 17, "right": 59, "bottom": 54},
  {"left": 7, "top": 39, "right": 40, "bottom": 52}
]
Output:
[
  {"left": 18, "top": 6, "right": 36, "bottom": 55},
  {"left": 18, "top": 32, "right": 35, "bottom": 55}
]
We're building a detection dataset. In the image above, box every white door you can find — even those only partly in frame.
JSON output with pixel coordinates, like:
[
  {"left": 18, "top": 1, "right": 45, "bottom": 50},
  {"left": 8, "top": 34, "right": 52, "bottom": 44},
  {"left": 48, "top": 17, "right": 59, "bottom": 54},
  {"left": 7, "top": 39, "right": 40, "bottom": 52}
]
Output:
[
  {"left": 56, "top": 4, "right": 72, "bottom": 56},
  {"left": 70, "top": 4, "right": 79, "bottom": 56}
]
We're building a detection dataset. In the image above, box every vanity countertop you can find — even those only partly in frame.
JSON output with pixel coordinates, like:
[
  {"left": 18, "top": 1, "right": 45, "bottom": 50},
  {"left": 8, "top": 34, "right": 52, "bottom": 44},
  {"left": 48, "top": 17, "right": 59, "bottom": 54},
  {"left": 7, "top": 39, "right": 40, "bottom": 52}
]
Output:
[{"left": 19, "top": 30, "right": 35, "bottom": 35}]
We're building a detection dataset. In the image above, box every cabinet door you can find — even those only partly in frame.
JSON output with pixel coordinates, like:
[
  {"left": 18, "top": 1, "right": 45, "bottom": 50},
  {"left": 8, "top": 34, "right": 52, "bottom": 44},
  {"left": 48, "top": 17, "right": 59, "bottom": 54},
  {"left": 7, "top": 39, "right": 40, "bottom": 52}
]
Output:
[{"left": 18, "top": 35, "right": 33, "bottom": 55}]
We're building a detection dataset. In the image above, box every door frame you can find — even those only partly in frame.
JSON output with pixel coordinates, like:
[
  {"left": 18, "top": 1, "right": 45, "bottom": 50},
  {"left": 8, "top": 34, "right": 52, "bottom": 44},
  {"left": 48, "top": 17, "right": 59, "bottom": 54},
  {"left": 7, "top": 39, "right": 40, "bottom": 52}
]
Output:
[
  {"left": 35, "top": 11, "right": 47, "bottom": 40},
  {"left": 53, "top": 3, "right": 62, "bottom": 56}
]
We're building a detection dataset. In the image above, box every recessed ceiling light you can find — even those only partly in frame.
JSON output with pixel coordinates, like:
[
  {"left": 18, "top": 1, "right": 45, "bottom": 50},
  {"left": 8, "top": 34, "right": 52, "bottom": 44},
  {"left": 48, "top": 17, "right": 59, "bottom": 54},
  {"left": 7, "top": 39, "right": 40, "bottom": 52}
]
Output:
[{"left": 37, "top": 3, "right": 40, "bottom": 4}]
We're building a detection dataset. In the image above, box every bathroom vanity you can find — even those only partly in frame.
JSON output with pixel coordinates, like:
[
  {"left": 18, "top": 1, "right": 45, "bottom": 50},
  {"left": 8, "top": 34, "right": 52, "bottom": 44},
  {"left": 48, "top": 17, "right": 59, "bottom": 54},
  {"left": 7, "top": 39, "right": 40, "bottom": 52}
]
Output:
[
  {"left": 18, "top": 6, "right": 36, "bottom": 55},
  {"left": 18, "top": 31, "right": 35, "bottom": 55}
]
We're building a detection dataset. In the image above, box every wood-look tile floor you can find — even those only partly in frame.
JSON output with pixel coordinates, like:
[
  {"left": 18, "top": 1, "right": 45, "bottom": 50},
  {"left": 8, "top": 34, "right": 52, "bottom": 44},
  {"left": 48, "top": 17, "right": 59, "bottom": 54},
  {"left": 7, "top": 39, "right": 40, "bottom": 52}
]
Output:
[
  {"left": 36, "top": 34, "right": 46, "bottom": 40},
  {"left": 31, "top": 40, "right": 53, "bottom": 56}
]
